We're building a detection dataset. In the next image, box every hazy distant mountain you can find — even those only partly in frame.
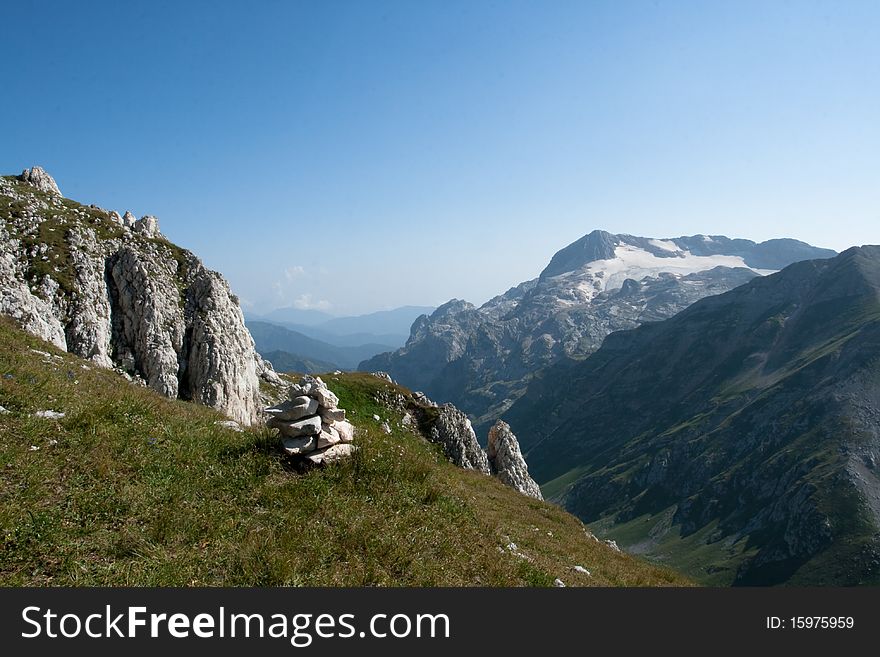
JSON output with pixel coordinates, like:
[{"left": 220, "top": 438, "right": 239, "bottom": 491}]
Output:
[
  {"left": 319, "top": 306, "right": 435, "bottom": 336},
  {"left": 247, "top": 305, "right": 434, "bottom": 351},
  {"left": 505, "top": 245, "right": 880, "bottom": 585},
  {"left": 259, "top": 349, "right": 337, "bottom": 374},
  {"left": 360, "top": 230, "right": 836, "bottom": 428},
  {"left": 247, "top": 320, "right": 393, "bottom": 371},
  {"left": 262, "top": 307, "right": 335, "bottom": 326}
]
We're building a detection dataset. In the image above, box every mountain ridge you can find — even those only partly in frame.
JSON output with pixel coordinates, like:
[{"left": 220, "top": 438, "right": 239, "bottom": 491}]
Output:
[
  {"left": 503, "top": 245, "right": 880, "bottom": 585},
  {"left": 361, "top": 229, "right": 836, "bottom": 429}
]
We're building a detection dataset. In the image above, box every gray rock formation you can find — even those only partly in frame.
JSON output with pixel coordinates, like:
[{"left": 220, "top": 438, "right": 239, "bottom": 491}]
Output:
[
  {"left": 428, "top": 404, "right": 491, "bottom": 474},
  {"left": 0, "top": 245, "right": 67, "bottom": 350},
  {"left": 18, "top": 166, "right": 61, "bottom": 196},
  {"left": 133, "top": 215, "right": 160, "bottom": 237},
  {"left": 266, "top": 375, "right": 357, "bottom": 465},
  {"left": 0, "top": 168, "right": 262, "bottom": 425},
  {"left": 487, "top": 420, "right": 542, "bottom": 500}
]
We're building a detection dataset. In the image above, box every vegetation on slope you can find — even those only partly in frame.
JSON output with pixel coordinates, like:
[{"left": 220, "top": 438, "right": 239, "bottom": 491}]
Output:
[{"left": 0, "top": 317, "right": 687, "bottom": 586}]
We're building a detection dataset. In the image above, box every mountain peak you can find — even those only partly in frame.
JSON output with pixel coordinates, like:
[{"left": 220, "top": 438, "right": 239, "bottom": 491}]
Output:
[
  {"left": 540, "top": 229, "right": 618, "bottom": 279},
  {"left": 18, "top": 166, "right": 61, "bottom": 196}
]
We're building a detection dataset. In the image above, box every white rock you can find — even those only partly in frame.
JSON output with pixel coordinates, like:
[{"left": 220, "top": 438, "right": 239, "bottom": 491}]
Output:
[
  {"left": 553, "top": 578, "right": 566, "bottom": 588},
  {"left": 573, "top": 565, "right": 591, "bottom": 576},
  {"left": 268, "top": 414, "right": 322, "bottom": 438},
  {"left": 312, "top": 386, "right": 339, "bottom": 409},
  {"left": 282, "top": 435, "right": 317, "bottom": 455},
  {"left": 428, "top": 404, "right": 490, "bottom": 474},
  {"left": 34, "top": 410, "right": 65, "bottom": 419},
  {"left": 0, "top": 405, "right": 9, "bottom": 414},
  {"left": 604, "top": 539, "right": 621, "bottom": 552},
  {"left": 121, "top": 210, "right": 137, "bottom": 228},
  {"left": 372, "top": 414, "right": 381, "bottom": 421},
  {"left": 216, "top": 420, "right": 243, "bottom": 432},
  {"left": 316, "top": 427, "right": 341, "bottom": 449},
  {"left": 319, "top": 407, "right": 346, "bottom": 422},
  {"left": 306, "top": 443, "right": 355, "bottom": 465},
  {"left": 487, "top": 420, "right": 543, "bottom": 500},
  {"left": 265, "top": 396, "right": 318, "bottom": 421},
  {"left": 133, "top": 215, "right": 160, "bottom": 237},
  {"left": 380, "top": 420, "right": 392, "bottom": 434},
  {"left": 333, "top": 420, "right": 355, "bottom": 443},
  {"left": 19, "top": 166, "right": 61, "bottom": 196}
]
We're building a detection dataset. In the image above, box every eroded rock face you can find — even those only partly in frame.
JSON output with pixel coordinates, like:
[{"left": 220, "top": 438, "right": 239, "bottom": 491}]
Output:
[
  {"left": 429, "top": 404, "right": 491, "bottom": 474},
  {"left": 18, "top": 166, "right": 61, "bottom": 196},
  {"left": 0, "top": 169, "right": 262, "bottom": 425},
  {"left": 182, "top": 265, "right": 260, "bottom": 425},
  {"left": 0, "top": 242, "right": 67, "bottom": 350},
  {"left": 487, "top": 420, "right": 542, "bottom": 500}
]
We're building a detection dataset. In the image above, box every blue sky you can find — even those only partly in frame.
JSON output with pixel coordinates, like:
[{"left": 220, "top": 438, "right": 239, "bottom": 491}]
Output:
[{"left": 2, "top": 0, "right": 878, "bottom": 315}]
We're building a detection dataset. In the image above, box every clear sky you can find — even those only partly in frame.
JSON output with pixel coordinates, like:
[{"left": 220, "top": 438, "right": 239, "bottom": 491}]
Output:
[{"left": 2, "top": 0, "right": 878, "bottom": 315}]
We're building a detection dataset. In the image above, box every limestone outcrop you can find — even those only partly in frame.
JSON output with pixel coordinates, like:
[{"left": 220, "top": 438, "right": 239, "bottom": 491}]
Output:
[
  {"left": 18, "top": 166, "right": 61, "bottom": 196},
  {"left": 0, "top": 168, "right": 262, "bottom": 425},
  {"left": 487, "top": 420, "right": 543, "bottom": 500},
  {"left": 427, "top": 403, "right": 491, "bottom": 474}
]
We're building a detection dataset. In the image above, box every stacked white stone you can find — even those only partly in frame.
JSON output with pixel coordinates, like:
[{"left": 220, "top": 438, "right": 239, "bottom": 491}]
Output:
[{"left": 265, "top": 376, "right": 356, "bottom": 465}]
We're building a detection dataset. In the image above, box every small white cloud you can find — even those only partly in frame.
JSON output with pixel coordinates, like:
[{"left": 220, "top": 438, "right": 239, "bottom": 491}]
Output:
[
  {"left": 284, "top": 265, "right": 305, "bottom": 281},
  {"left": 293, "top": 293, "right": 331, "bottom": 311}
]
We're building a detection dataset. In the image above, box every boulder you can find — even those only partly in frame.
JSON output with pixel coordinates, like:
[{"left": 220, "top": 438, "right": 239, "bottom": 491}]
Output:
[
  {"left": 312, "top": 386, "right": 339, "bottom": 409},
  {"left": 316, "top": 427, "right": 341, "bottom": 449},
  {"left": 306, "top": 443, "right": 355, "bottom": 465},
  {"left": 320, "top": 407, "right": 346, "bottom": 422},
  {"left": 266, "top": 395, "right": 318, "bottom": 421},
  {"left": 282, "top": 435, "right": 317, "bottom": 455},
  {"left": 268, "top": 414, "right": 322, "bottom": 438},
  {"left": 333, "top": 420, "right": 355, "bottom": 444}
]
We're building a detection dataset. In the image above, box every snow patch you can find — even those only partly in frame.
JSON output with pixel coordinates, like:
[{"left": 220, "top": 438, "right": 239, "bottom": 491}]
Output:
[
  {"left": 649, "top": 239, "right": 680, "bottom": 252},
  {"left": 583, "top": 245, "right": 768, "bottom": 294}
]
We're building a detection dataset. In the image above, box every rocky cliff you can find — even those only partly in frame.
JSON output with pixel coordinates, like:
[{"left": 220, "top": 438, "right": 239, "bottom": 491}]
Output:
[
  {"left": 361, "top": 230, "right": 836, "bottom": 428},
  {"left": 487, "top": 420, "right": 542, "bottom": 500},
  {"left": 0, "top": 167, "right": 263, "bottom": 424},
  {"left": 505, "top": 246, "right": 880, "bottom": 585}
]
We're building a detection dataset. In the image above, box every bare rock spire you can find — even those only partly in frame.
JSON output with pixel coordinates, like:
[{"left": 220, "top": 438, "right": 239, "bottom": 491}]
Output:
[
  {"left": 488, "top": 420, "right": 543, "bottom": 500},
  {"left": 18, "top": 166, "right": 61, "bottom": 196}
]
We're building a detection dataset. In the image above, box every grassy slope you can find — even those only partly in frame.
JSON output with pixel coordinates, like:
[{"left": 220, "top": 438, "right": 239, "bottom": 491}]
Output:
[{"left": 0, "top": 317, "right": 688, "bottom": 586}]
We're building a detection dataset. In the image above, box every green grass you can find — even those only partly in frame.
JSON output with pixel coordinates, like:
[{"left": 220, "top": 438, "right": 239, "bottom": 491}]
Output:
[
  {"left": 0, "top": 317, "right": 690, "bottom": 586},
  {"left": 591, "top": 511, "right": 759, "bottom": 586}
]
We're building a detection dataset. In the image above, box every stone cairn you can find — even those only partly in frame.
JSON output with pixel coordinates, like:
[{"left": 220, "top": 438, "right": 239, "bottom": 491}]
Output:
[{"left": 265, "top": 375, "right": 356, "bottom": 465}]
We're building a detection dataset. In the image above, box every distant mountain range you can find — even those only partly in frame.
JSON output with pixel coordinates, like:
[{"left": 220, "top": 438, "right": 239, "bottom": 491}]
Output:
[
  {"left": 505, "top": 245, "right": 880, "bottom": 585},
  {"left": 360, "top": 230, "right": 837, "bottom": 429},
  {"left": 246, "top": 306, "right": 434, "bottom": 372}
]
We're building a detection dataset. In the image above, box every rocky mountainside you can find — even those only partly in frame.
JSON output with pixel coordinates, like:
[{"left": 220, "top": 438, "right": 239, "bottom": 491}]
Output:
[
  {"left": 0, "top": 167, "right": 267, "bottom": 424},
  {"left": 0, "top": 317, "right": 688, "bottom": 586},
  {"left": 505, "top": 246, "right": 880, "bottom": 585},
  {"left": 361, "top": 230, "right": 836, "bottom": 427}
]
